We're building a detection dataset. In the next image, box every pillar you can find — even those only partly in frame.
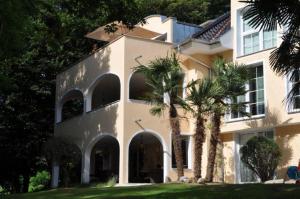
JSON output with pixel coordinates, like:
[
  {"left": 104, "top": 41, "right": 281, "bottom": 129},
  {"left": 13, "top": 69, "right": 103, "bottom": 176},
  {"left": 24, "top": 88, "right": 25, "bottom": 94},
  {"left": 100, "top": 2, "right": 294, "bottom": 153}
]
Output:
[
  {"left": 163, "top": 148, "right": 171, "bottom": 182},
  {"left": 51, "top": 161, "right": 59, "bottom": 188},
  {"left": 81, "top": 150, "right": 90, "bottom": 184},
  {"left": 118, "top": 141, "right": 128, "bottom": 184}
]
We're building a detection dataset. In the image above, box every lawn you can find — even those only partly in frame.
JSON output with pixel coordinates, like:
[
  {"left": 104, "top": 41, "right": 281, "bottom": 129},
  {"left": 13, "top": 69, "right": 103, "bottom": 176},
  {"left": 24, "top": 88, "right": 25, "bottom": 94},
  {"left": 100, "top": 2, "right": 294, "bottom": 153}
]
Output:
[{"left": 6, "top": 183, "right": 300, "bottom": 199}]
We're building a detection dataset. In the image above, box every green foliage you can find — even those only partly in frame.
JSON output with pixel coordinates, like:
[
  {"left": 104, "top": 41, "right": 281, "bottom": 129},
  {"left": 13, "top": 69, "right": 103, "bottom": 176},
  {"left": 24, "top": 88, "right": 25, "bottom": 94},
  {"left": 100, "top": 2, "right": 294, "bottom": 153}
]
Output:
[
  {"left": 43, "top": 137, "right": 81, "bottom": 187},
  {"left": 0, "top": 0, "right": 36, "bottom": 58},
  {"left": 0, "top": 185, "right": 10, "bottom": 195},
  {"left": 8, "top": 184, "right": 300, "bottom": 199},
  {"left": 211, "top": 58, "right": 249, "bottom": 116},
  {"left": 186, "top": 78, "right": 220, "bottom": 116},
  {"left": 105, "top": 176, "right": 117, "bottom": 187},
  {"left": 186, "top": 58, "right": 249, "bottom": 117},
  {"left": 240, "top": 136, "right": 281, "bottom": 182},
  {"left": 28, "top": 171, "right": 50, "bottom": 192},
  {"left": 134, "top": 53, "right": 185, "bottom": 116},
  {"left": 95, "top": 183, "right": 105, "bottom": 189},
  {"left": 43, "top": 137, "right": 81, "bottom": 164},
  {"left": 140, "top": 0, "right": 230, "bottom": 25}
]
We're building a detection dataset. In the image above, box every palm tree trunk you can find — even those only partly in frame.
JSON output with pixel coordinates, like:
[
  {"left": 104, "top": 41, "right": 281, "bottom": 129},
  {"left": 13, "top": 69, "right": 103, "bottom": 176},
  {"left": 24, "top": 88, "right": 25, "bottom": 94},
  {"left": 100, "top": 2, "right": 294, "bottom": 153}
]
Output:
[
  {"left": 205, "top": 112, "right": 221, "bottom": 182},
  {"left": 194, "top": 115, "right": 205, "bottom": 180},
  {"left": 169, "top": 104, "right": 184, "bottom": 179}
]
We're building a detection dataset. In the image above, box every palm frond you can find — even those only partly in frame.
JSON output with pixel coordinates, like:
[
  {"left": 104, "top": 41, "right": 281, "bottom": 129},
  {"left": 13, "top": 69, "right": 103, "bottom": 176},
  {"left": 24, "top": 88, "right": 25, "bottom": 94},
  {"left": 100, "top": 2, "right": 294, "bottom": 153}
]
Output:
[
  {"left": 240, "top": 0, "right": 300, "bottom": 32},
  {"left": 270, "top": 34, "right": 300, "bottom": 76},
  {"left": 150, "top": 106, "right": 164, "bottom": 116},
  {"left": 133, "top": 53, "right": 186, "bottom": 115},
  {"left": 186, "top": 78, "right": 218, "bottom": 116}
]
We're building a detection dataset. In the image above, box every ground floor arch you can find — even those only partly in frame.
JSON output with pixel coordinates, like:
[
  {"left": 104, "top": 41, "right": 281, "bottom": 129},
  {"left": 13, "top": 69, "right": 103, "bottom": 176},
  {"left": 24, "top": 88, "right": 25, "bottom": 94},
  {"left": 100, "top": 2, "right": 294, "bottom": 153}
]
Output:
[
  {"left": 89, "top": 135, "right": 120, "bottom": 182},
  {"left": 128, "top": 132, "right": 164, "bottom": 183}
]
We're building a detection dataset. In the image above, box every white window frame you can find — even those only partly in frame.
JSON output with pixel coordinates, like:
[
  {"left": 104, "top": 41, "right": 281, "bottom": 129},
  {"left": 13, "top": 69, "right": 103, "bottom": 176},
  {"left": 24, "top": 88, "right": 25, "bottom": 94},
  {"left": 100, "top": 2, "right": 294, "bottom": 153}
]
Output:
[
  {"left": 171, "top": 135, "right": 192, "bottom": 169},
  {"left": 238, "top": 10, "right": 277, "bottom": 56},
  {"left": 234, "top": 129, "right": 275, "bottom": 184},
  {"left": 241, "top": 18, "right": 261, "bottom": 55},
  {"left": 286, "top": 70, "right": 300, "bottom": 113},
  {"left": 226, "top": 63, "right": 266, "bottom": 122}
]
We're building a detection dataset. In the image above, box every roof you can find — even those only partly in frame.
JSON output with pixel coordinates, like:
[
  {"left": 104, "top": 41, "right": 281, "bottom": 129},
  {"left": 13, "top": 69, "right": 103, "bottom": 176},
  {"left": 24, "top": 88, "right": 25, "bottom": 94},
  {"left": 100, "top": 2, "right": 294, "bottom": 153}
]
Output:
[
  {"left": 193, "top": 13, "right": 230, "bottom": 42},
  {"left": 85, "top": 22, "right": 161, "bottom": 42}
]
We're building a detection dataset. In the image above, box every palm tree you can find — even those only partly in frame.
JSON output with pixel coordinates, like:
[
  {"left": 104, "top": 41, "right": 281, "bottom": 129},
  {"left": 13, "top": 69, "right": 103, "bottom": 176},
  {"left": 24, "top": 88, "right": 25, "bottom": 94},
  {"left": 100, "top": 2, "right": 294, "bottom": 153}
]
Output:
[
  {"left": 134, "top": 53, "right": 186, "bottom": 179},
  {"left": 205, "top": 59, "right": 248, "bottom": 182},
  {"left": 241, "top": 0, "right": 300, "bottom": 105},
  {"left": 186, "top": 78, "right": 220, "bottom": 180}
]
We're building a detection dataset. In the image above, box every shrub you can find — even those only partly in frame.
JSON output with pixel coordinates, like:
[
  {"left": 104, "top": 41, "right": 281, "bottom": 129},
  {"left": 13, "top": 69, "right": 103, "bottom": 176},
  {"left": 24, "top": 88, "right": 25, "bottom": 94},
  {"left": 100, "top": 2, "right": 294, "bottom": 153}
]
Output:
[
  {"left": 43, "top": 137, "right": 81, "bottom": 187},
  {"left": 28, "top": 171, "right": 51, "bottom": 192},
  {"left": 106, "top": 176, "right": 117, "bottom": 187},
  {"left": 0, "top": 184, "right": 10, "bottom": 195},
  {"left": 240, "top": 136, "right": 281, "bottom": 182}
]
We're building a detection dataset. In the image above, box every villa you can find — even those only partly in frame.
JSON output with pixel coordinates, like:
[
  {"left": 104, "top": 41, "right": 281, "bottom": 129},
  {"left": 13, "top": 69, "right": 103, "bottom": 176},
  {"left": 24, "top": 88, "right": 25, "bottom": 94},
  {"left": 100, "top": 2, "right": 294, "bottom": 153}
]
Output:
[{"left": 52, "top": 0, "right": 300, "bottom": 187}]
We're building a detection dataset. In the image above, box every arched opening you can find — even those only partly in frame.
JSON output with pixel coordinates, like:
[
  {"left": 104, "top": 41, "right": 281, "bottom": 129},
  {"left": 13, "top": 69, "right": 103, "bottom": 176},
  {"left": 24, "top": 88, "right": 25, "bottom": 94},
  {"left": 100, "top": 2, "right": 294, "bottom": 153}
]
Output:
[
  {"left": 129, "top": 72, "right": 153, "bottom": 100},
  {"left": 129, "top": 133, "right": 163, "bottom": 183},
  {"left": 61, "top": 90, "right": 84, "bottom": 122},
  {"left": 90, "top": 136, "right": 119, "bottom": 182},
  {"left": 91, "top": 74, "right": 120, "bottom": 110}
]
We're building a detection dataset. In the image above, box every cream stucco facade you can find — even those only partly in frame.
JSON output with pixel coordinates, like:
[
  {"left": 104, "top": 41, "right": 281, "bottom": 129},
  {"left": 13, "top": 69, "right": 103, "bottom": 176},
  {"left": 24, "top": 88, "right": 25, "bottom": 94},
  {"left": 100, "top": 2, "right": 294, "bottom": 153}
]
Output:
[{"left": 53, "top": 0, "right": 300, "bottom": 187}]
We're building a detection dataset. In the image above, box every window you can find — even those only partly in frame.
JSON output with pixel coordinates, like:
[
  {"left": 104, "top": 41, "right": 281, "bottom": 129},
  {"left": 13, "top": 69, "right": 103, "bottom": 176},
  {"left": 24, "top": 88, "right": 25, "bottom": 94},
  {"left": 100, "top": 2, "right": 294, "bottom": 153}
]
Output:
[
  {"left": 240, "top": 14, "right": 277, "bottom": 55},
  {"left": 230, "top": 65, "right": 265, "bottom": 120},
  {"left": 263, "top": 30, "right": 277, "bottom": 49},
  {"left": 129, "top": 72, "right": 153, "bottom": 101},
  {"left": 177, "top": 77, "right": 184, "bottom": 99},
  {"left": 172, "top": 136, "right": 189, "bottom": 169},
  {"left": 287, "top": 69, "right": 300, "bottom": 112},
  {"left": 238, "top": 131, "right": 274, "bottom": 183},
  {"left": 248, "top": 66, "right": 265, "bottom": 116}
]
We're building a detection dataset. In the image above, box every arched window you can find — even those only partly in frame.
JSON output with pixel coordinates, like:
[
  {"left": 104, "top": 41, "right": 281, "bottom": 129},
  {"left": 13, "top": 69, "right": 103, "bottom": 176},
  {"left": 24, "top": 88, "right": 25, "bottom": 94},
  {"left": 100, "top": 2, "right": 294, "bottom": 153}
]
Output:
[
  {"left": 129, "top": 72, "right": 153, "bottom": 100},
  {"left": 91, "top": 74, "right": 120, "bottom": 110},
  {"left": 60, "top": 90, "right": 84, "bottom": 122}
]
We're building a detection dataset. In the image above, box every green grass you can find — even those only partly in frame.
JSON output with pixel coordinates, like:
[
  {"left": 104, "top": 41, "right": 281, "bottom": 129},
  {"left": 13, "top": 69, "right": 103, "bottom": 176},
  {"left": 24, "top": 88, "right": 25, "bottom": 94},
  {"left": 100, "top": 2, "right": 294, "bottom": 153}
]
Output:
[{"left": 6, "top": 183, "right": 300, "bottom": 199}]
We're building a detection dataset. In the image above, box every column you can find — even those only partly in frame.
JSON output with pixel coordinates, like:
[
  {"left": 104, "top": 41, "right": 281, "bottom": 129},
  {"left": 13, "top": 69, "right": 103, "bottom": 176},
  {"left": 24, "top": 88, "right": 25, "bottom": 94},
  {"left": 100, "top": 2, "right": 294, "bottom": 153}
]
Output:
[
  {"left": 81, "top": 151, "right": 90, "bottom": 184},
  {"left": 55, "top": 104, "right": 62, "bottom": 123},
  {"left": 51, "top": 161, "right": 59, "bottom": 188},
  {"left": 85, "top": 94, "right": 92, "bottom": 113},
  {"left": 118, "top": 141, "right": 128, "bottom": 184},
  {"left": 163, "top": 143, "right": 171, "bottom": 182}
]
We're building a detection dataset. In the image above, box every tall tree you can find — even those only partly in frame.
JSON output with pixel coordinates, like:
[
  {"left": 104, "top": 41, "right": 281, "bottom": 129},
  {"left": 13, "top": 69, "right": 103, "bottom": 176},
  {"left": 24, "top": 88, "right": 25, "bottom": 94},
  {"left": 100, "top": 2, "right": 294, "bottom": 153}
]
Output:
[
  {"left": 140, "top": 0, "right": 230, "bottom": 25},
  {"left": 205, "top": 59, "right": 248, "bottom": 182},
  {"left": 186, "top": 78, "right": 220, "bottom": 180},
  {"left": 241, "top": 0, "right": 300, "bottom": 105},
  {"left": 0, "top": 0, "right": 37, "bottom": 59},
  {"left": 134, "top": 54, "right": 186, "bottom": 179}
]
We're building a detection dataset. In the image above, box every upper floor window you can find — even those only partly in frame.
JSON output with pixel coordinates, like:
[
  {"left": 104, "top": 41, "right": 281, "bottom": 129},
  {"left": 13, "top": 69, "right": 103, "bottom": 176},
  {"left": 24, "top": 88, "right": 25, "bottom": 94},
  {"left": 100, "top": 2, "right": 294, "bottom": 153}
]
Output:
[
  {"left": 229, "top": 64, "right": 265, "bottom": 120},
  {"left": 129, "top": 71, "right": 153, "bottom": 101},
  {"left": 58, "top": 89, "right": 84, "bottom": 123},
  {"left": 91, "top": 74, "right": 120, "bottom": 110},
  {"left": 240, "top": 14, "right": 277, "bottom": 56},
  {"left": 287, "top": 69, "right": 300, "bottom": 112}
]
